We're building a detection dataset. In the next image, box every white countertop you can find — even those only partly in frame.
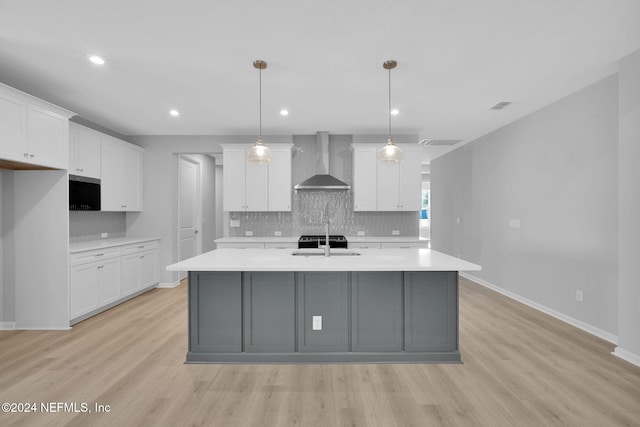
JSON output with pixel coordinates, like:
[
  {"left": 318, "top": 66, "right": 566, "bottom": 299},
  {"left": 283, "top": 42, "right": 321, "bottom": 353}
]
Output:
[
  {"left": 69, "top": 237, "right": 160, "bottom": 253},
  {"left": 166, "top": 248, "right": 480, "bottom": 272},
  {"left": 214, "top": 236, "right": 428, "bottom": 243}
]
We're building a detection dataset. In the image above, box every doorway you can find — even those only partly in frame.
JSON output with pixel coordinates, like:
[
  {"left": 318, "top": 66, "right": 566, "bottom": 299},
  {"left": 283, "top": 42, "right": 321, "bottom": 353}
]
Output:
[{"left": 178, "top": 156, "right": 203, "bottom": 280}]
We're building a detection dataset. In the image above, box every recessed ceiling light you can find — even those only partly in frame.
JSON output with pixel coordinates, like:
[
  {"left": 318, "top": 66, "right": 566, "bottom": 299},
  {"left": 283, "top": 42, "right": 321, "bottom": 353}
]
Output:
[
  {"left": 169, "top": 109, "right": 180, "bottom": 117},
  {"left": 390, "top": 109, "right": 399, "bottom": 116},
  {"left": 280, "top": 109, "right": 289, "bottom": 116},
  {"left": 88, "top": 55, "right": 105, "bottom": 65}
]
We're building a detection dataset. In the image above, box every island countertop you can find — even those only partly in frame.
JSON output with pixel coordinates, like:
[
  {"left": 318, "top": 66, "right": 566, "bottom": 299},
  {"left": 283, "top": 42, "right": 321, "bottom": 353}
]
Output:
[{"left": 166, "top": 248, "right": 481, "bottom": 272}]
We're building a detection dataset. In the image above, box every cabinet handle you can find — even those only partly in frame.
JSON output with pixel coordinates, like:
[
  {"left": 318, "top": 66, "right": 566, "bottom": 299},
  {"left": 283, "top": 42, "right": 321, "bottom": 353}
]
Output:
[
  {"left": 95, "top": 253, "right": 104, "bottom": 257},
  {"left": 24, "top": 153, "right": 29, "bottom": 158},
  {"left": 29, "top": 154, "right": 35, "bottom": 158},
  {"left": 138, "top": 246, "right": 145, "bottom": 249},
  {"left": 97, "top": 265, "right": 104, "bottom": 269},
  {"left": 140, "top": 256, "right": 144, "bottom": 259}
]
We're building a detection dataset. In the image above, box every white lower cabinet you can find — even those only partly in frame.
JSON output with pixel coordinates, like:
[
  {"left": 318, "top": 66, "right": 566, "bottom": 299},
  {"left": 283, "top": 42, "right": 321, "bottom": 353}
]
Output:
[
  {"left": 70, "top": 255, "right": 121, "bottom": 320},
  {"left": 122, "top": 241, "right": 159, "bottom": 296},
  {"left": 69, "top": 239, "right": 159, "bottom": 324}
]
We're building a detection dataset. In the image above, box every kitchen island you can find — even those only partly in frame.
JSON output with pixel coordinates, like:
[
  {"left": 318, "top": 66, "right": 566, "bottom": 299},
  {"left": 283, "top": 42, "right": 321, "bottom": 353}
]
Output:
[{"left": 167, "top": 248, "right": 481, "bottom": 364}]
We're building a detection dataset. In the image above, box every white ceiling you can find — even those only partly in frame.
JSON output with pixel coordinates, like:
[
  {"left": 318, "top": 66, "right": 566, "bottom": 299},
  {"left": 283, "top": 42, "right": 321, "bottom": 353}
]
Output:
[{"left": 1, "top": 0, "right": 639, "bottom": 163}]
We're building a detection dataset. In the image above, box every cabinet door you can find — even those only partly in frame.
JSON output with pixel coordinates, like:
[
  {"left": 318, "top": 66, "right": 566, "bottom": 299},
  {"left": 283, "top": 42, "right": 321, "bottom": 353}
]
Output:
[
  {"left": 297, "top": 272, "right": 349, "bottom": 352},
  {"left": 70, "top": 263, "right": 99, "bottom": 319},
  {"left": 76, "top": 127, "right": 101, "bottom": 179},
  {"left": 98, "top": 257, "right": 121, "bottom": 306},
  {"left": 245, "top": 160, "right": 269, "bottom": 211},
  {"left": 398, "top": 151, "right": 422, "bottom": 211},
  {"left": 222, "top": 148, "right": 246, "bottom": 211},
  {"left": 352, "top": 148, "right": 377, "bottom": 211},
  {"left": 0, "top": 91, "right": 27, "bottom": 162},
  {"left": 243, "top": 272, "right": 295, "bottom": 352},
  {"left": 68, "top": 125, "right": 79, "bottom": 173},
  {"left": 121, "top": 146, "right": 142, "bottom": 211},
  {"left": 268, "top": 147, "right": 292, "bottom": 211},
  {"left": 100, "top": 140, "right": 122, "bottom": 211},
  {"left": 121, "top": 253, "right": 140, "bottom": 296},
  {"left": 376, "top": 161, "right": 400, "bottom": 211},
  {"left": 351, "top": 271, "right": 403, "bottom": 352},
  {"left": 26, "top": 104, "right": 67, "bottom": 168},
  {"left": 404, "top": 272, "right": 458, "bottom": 352},
  {"left": 140, "top": 249, "right": 158, "bottom": 288}
]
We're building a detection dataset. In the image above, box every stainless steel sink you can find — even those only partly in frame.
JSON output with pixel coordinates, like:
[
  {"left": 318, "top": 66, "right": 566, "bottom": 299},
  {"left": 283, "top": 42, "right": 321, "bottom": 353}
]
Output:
[{"left": 291, "top": 249, "right": 361, "bottom": 257}]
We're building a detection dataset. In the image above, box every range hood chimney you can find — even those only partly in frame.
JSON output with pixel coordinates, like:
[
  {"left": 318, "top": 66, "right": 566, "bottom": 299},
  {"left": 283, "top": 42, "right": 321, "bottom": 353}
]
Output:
[{"left": 294, "top": 132, "right": 351, "bottom": 190}]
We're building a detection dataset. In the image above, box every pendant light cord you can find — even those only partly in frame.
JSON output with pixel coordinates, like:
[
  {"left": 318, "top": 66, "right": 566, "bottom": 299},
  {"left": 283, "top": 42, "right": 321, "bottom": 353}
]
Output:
[
  {"left": 259, "top": 66, "right": 262, "bottom": 141},
  {"left": 388, "top": 66, "right": 392, "bottom": 141}
]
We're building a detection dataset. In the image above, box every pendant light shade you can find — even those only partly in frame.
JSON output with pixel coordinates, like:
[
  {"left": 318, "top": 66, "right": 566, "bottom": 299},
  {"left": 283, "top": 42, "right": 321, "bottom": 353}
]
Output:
[
  {"left": 247, "top": 60, "right": 272, "bottom": 164},
  {"left": 378, "top": 60, "right": 403, "bottom": 162}
]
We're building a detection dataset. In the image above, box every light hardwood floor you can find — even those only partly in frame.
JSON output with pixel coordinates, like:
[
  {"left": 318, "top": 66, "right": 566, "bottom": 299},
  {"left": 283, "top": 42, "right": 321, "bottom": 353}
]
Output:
[{"left": 1, "top": 277, "right": 639, "bottom": 427}]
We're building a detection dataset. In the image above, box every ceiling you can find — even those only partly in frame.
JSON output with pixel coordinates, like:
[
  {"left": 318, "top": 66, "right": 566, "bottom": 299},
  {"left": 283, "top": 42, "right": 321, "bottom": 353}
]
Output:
[{"left": 1, "top": 0, "right": 639, "bottom": 163}]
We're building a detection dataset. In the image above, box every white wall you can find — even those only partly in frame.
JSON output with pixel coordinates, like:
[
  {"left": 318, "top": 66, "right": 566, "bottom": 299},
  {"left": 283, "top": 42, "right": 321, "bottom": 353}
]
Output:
[
  {"left": 1, "top": 170, "right": 16, "bottom": 326},
  {"left": 615, "top": 49, "right": 640, "bottom": 364},
  {"left": 432, "top": 74, "right": 619, "bottom": 339}
]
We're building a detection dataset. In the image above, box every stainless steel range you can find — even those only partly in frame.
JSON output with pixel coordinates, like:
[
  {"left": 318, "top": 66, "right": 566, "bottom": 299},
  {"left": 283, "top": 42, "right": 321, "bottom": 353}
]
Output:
[{"left": 298, "top": 235, "right": 348, "bottom": 249}]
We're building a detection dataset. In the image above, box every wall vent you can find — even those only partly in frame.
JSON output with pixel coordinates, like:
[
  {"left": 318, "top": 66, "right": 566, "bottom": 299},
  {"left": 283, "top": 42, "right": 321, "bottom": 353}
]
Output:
[
  {"left": 490, "top": 101, "right": 512, "bottom": 110},
  {"left": 418, "top": 139, "right": 462, "bottom": 146}
]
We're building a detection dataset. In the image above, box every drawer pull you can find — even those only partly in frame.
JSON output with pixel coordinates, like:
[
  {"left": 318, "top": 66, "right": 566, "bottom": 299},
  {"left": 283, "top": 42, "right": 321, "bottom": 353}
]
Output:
[{"left": 95, "top": 253, "right": 104, "bottom": 257}]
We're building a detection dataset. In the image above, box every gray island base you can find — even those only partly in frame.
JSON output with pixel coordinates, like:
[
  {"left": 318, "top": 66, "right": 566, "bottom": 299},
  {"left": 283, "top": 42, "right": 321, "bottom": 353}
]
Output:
[{"left": 188, "top": 270, "right": 460, "bottom": 364}]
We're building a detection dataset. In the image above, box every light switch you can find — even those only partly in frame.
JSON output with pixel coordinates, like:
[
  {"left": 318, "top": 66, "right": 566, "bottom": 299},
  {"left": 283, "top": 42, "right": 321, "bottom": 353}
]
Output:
[
  {"left": 245, "top": 231, "right": 253, "bottom": 236},
  {"left": 274, "top": 231, "right": 282, "bottom": 237},
  {"left": 312, "top": 315, "right": 322, "bottom": 331},
  {"left": 230, "top": 219, "right": 240, "bottom": 228},
  {"left": 357, "top": 231, "right": 365, "bottom": 236},
  {"left": 456, "top": 217, "right": 461, "bottom": 224},
  {"left": 392, "top": 230, "right": 400, "bottom": 235}
]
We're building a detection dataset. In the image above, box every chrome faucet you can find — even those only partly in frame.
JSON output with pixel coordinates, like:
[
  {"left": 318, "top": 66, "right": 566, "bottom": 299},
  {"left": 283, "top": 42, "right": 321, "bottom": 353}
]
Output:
[{"left": 321, "top": 202, "right": 331, "bottom": 257}]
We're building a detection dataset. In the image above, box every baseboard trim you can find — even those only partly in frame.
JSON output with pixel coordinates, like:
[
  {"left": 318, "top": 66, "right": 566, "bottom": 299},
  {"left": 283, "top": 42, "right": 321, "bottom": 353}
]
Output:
[
  {"left": 612, "top": 347, "right": 640, "bottom": 368},
  {"left": 157, "top": 280, "right": 181, "bottom": 289},
  {"left": 460, "top": 272, "right": 618, "bottom": 345},
  {"left": 0, "top": 322, "right": 16, "bottom": 330}
]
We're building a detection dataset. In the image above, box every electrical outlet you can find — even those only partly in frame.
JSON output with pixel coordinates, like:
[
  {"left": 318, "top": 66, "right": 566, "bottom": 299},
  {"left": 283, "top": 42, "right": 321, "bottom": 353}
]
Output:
[
  {"left": 101, "top": 232, "right": 108, "bottom": 238},
  {"left": 456, "top": 217, "right": 461, "bottom": 224},
  {"left": 509, "top": 219, "right": 521, "bottom": 228},
  {"left": 312, "top": 316, "right": 322, "bottom": 331},
  {"left": 576, "top": 290, "right": 584, "bottom": 302},
  {"left": 245, "top": 231, "right": 253, "bottom": 237},
  {"left": 357, "top": 231, "right": 365, "bottom": 236},
  {"left": 392, "top": 230, "right": 400, "bottom": 235},
  {"left": 230, "top": 219, "right": 240, "bottom": 228},
  {"left": 274, "top": 231, "right": 282, "bottom": 237}
]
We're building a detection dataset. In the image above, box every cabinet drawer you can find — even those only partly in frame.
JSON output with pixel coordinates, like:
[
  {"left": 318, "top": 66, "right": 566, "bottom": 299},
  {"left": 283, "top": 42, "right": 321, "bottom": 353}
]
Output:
[
  {"left": 216, "top": 242, "right": 265, "bottom": 249},
  {"left": 380, "top": 242, "right": 428, "bottom": 249},
  {"left": 121, "top": 240, "right": 159, "bottom": 255},
  {"left": 348, "top": 242, "right": 382, "bottom": 249},
  {"left": 264, "top": 242, "right": 297, "bottom": 249},
  {"left": 70, "top": 247, "right": 121, "bottom": 266}
]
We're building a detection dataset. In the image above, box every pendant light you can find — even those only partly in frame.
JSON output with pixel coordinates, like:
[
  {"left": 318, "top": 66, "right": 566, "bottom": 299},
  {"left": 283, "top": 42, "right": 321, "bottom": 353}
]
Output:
[
  {"left": 378, "top": 60, "right": 403, "bottom": 162},
  {"left": 247, "top": 60, "right": 272, "bottom": 164}
]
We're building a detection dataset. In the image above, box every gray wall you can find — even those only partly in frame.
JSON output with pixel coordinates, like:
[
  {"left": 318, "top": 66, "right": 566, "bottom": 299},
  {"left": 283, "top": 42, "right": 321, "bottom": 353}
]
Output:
[
  {"left": 432, "top": 74, "right": 619, "bottom": 336},
  {"left": 1, "top": 170, "right": 15, "bottom": 324},
  {"left": 617, "top": 49, "right": 640, "bottom": 360}
]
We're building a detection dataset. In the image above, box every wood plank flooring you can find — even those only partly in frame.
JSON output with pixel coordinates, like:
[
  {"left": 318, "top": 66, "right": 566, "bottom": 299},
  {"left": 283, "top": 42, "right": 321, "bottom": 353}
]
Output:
[{"left": 1, "top": 276, "right": 639, "bottom": 426}]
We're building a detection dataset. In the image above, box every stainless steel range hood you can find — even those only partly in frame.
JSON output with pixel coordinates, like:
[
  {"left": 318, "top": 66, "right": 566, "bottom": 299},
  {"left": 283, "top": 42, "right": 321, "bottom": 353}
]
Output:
[{"left": 294, "top": 132, "right": 351, "bottom": 190}]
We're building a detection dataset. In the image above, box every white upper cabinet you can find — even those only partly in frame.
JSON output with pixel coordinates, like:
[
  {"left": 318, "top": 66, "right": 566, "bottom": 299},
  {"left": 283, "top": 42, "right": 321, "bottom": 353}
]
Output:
[
  {"left": 352, "top": 143, "right": 422, "bottom": 211},
  {"left": 268, "top": 146, "right": 292, "bottom": 211},
  {"left": 101, "top": 137, "right": 143, "bottom": 211},
  {"left": 0, "top": 83, "right": 74, "bottom": 169},
  {"left": 69, "top": 122, "right": 101, "bottom": 179},
  {"left": 352, "top": 146, "right": 378, "bottom": 211},
  {"left": 221, "top": 144, "right": 292, "bottom": 212}
]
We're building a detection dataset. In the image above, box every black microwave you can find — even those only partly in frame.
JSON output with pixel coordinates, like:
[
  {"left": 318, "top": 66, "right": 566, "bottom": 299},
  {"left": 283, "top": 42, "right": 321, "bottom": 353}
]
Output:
[{"left": 69, "top": 175, "right": 101, "bottom": 211}]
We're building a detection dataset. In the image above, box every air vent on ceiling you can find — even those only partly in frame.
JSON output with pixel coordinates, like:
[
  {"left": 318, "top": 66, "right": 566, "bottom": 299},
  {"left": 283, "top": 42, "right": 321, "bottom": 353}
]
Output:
[
  {"left": 490, "top": 101, "right": 512, "bottom": 110},
  {"left": 418, "top": 139, "right": 462, "bottom": 146}
]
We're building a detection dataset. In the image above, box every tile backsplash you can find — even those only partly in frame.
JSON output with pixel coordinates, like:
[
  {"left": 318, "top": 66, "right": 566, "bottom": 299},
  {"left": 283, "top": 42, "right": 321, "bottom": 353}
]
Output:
[
  {"left": 228, "top": 190, "right": 418, "bottom": 237},
  {"left": 69, "top": 211, "right": 126, "bottom": 243}
]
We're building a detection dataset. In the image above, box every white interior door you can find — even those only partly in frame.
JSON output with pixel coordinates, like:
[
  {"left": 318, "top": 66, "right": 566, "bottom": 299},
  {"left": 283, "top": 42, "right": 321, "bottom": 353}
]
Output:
[{"left": 178, "top": 157, "right": 202, "bottom": 280}]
